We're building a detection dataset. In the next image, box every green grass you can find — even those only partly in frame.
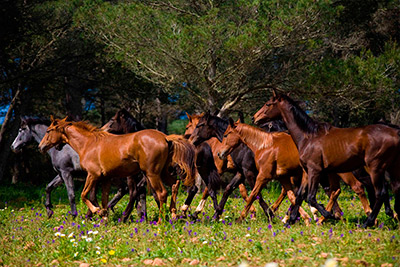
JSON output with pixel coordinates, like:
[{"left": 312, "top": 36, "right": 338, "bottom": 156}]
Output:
[{"left": 0, "top": 182, "right": 399, "bottom": 266}]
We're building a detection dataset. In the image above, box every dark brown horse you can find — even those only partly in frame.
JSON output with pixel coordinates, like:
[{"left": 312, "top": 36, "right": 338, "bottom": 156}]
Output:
[
  {"left": 253, "top": 91, "right": 400, "bottom": 227},
  {"left": 218, "top": 119, "right": 372, "bottom": 223},
  {"left": 184, "top": 113, "right": 258, "bottom": 218},
  {"left": 38, "top": 117, "right": 196, "bottom": 223}
]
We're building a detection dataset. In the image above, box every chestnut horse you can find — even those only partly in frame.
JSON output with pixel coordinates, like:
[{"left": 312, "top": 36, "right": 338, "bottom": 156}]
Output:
[
  {"left": 217, "top": 119, "right": 312, "bottom": 223},
  {"left": 38, "top": 117, "right": 196, "bottom": 223},
  {"left": 253, "top": 91, "right": 400, "bottom": 227},
  {"left": 218, "top": 119, "right": 372, "bottom": 223}
]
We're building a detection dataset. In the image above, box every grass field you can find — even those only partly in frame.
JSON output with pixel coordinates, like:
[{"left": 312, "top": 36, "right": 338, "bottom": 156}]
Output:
[{"left": 0, "top": 182, "right": 399, "bottom": 266}]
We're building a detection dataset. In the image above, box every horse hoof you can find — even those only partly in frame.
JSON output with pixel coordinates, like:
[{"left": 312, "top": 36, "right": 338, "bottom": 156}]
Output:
[
  {"left": 235, "top": 218, "right": 243, "bottom": 224},
  {"left": 97, "top": 209, "right": 108, "bottom": 217}
]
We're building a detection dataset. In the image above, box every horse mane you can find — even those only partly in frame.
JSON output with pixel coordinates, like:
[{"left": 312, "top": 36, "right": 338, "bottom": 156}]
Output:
[
  {"left": 280, "top": 94, "right": 331, "bottom": 136},
  {"left": 69, "top": 121, "right": 111, "bottom": 137},
  {"left": 235, "top": 123, "right": 278, "bottom": 150},
  {"left": 21, "top": 116, "right": 51, "bottom": 127}
]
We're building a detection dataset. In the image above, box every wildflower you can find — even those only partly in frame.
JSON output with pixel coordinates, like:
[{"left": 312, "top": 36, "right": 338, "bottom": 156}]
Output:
[
  {"left": 74, "top": 252, "right": 79, "bottom": 257},
  {"left": 323, "top": 258, "right": 338, "bottom": 267},
  {"left": 72, "top": 242, "right": 78, "bottom": 247},
  {"left": 96, "top": 251, "right": 101, "bottom": 255},
  {"left": 60, "top": 233, "right": 65, "bottom": 237},
  {"left": 264, "top": 263, "right": 278, "bottom": 267},
  {"left": 55, "top": 232, "right": 61, "bottom": 237},
  {"left": 68, "top": 232, "right": 74, "bottom": 238},
  {"left": 86, "top": 237, "right": 93, "bottom": 242},
  {"left": 70, "top": 238, "right": 76, "bottom": 243},
  {"left": 245, "top": 234, "right": 251, "bottom": 237},
  {"left": 202, "top": 241, "right": 208, "bottom": 244},
  {"left": 109, "top": 250, "right": 115, "bottom": 255},
  {"left": 100, "top": 259, "right": 107, "bottom": 263},
  {"left": 82, "top": 236, "right": 87, "bottom": 239}
]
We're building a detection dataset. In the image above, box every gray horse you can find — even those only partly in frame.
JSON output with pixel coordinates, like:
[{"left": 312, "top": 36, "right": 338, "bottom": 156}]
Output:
[{"left": 11, "top": 117, "right": 131, "bottom": 218}]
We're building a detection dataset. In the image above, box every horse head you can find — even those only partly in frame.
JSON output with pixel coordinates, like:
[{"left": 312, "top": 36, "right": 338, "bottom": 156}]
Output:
[
  {"left": 253, "top": 89, "right": 284, "bottom": 125},
  {"left": 39, "top": 116, "right": 70, "bottom": 153},
  {"left": 217, "top": 118, "right": 241, "bottom": 160},
  {"left": 11, "top": 117, "right": 34, "bottom": 152}
]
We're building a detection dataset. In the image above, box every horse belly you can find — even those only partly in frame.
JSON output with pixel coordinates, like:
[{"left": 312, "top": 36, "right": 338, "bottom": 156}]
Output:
[{"left": 102, "top": 160, "right": 140, "bottom": 178}]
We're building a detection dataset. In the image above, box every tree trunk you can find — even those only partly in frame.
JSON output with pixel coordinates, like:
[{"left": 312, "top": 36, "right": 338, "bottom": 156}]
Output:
[
  {"left": 65, "top": 76, "right": 83, "bottom": 121},
  {"left": 0, "top": 86, "right": 23, "bottom": 182}
]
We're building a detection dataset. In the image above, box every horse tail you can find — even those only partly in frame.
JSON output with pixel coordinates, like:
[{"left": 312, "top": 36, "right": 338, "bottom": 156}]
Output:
[{"left": 165, "top": 134, "right": 196, "bottom": 187}]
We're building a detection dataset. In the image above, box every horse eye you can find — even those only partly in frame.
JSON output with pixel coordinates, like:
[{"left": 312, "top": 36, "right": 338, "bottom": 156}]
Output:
[{"left": 223, "top": 134, "right": 227, "bottom": 138}]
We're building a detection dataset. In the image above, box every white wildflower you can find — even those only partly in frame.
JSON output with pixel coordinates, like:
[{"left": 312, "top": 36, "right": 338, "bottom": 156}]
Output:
[
  {"left": 245, "top": 234, "right": 251, "bottom": 237},
  {"left": 238, "top": 261, "right": 249, "bottom": 267},
  {"left": 54, "top": 232, "right": 61, "bottom": 237},
  {"left": 88, "top": 230, "right": 93, "bottom": 235},
  {"left": 74, "top": 252, "right": 79, "bottom": 257},
  {"left": 60, "top": 233, "right": 65, "bottom": 237},
  {"left": 86, "top": 237, "right": 93, "bottom": 242},
  {"left": 96, "top": 251, "right": 101, "bottom": 255},
  {"left": 68, "top": 232, "right": 74, "bottom": 238},
  {"left": 93, "top": 230, "right": 98, "bottom": 235},
  {"left": 202, "top": 241, "right": 208, "bottom": 244},
  {"left": 82, "top": 235, "right": 87, "bottom": 239},
  {"left": 70, "top": 238, "right": 76, "bottom": 243},
  {"left": 265, "top": 263, "right": 278, "bottom": 267},
  {"left": 323, "top": 258, "right": 338, "bottom": 267}
]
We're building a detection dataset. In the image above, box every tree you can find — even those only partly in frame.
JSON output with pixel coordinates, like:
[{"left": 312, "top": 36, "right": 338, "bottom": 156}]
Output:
[{"left": 76, "top": 0, "right": 336, "bottom": 117}]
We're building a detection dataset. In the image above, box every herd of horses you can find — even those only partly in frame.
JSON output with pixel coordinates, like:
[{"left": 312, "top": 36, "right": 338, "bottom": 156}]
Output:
[{"left": 10, "top": 90, "right": 400, "bottom": 228}]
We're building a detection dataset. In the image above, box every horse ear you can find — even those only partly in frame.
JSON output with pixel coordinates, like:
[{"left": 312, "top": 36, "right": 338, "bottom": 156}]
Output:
[
  {"left": 235, "top": 119, "right": 241, "bottom": 124},
  {"left": 186, "top": 112, "right": 192, "bottom": 122},
  {"left": 228, "top": 117, "right": 236, "bottom": 128},
  {"left": 50, "top": 115, "right": 55, "bottom": 122},
  {"left": 272, "top": 88, "right": 277, "bottom": 98},
  {"left": 61, "top": 116, "right": 68, "bottom": 123}
]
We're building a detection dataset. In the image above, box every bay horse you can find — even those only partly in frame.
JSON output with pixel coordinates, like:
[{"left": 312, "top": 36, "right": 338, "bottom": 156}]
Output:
[
  {"left": 218, "top": 119, "right": 372, "bottom": 223},
  {"left": 188, "top": 113, "right": 285, "bottom": 220},
  {"left": 38, "top": 116, "right": 196, "bottom": 223},
  {"left": 184, "top": 113, "right": 258, "bottom": 218},
  {"left": 253, "top": 91, "right": 400, "bottom": 227}
]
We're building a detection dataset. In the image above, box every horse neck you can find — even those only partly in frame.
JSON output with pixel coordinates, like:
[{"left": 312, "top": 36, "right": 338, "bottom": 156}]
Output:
[
  {"left": 63, "top": 125, "right": 94, "bottom": 155},
  {"left": 211, "top": 117, "right": 228, "bottom": 140},
  {"left": 31, "top": 124, "right": 48, "bottom": 143},
  {"left": 235, "top": 124, "right": 273, "bottom": 154},
  {"left": 278, "top": 99, "right": 316, "bottom": 148},
  {"left": 32, "top": 124, "right": 58, "bottom": 157}
]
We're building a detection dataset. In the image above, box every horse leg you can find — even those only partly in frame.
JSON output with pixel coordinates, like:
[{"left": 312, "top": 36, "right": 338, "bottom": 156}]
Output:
[
  {"left": 287, "top": 171, "right": 308, "bottom": 225},
  {"left": 108, "top": 180, "right": 129, "bottom": 212},
  {"left": 242, "top": 168, "right": 261, "bottom": 219},
  {"left": 135, "top": 175, "right": 148, "bottom": 220},
  {"left": 81, "top": 174, "right": 100, "bottom": 214},
  {"left": 236, "top": 171, "right": 271, "bottom": 223},
  {"left": 338, "top": 172, "right": 372, "bottom": 216},
  {"left": 192, "top": 187, "right": 209, "bottom": 219},
  {"left": 387, "top": 165, "right": 400, "bottom": 221},
  {"left": 59, "top": 170, "right": 77, "bottom": 218},
  {"left": 306, "top": 169, "right": 333, "bottom": 220},
  {"left": 362, "top": 167, "right": 386, "bottom": 228},
  {"left": 180, "top": 172, "right": 201, "bottom": 216},
  {"left": 147, "top": 173, "right": 168, "bottom": 224},
  {"left": 271, "top": 187, "right": 287, "bottom": 213},
  {"left": 280, "top": 177, "right": 311, "bottom": 226},
  {"left": 121, "top": 176, "right": 138, "bottom": 222},
  {"left": 180, "top": 185, "right": 198, "bottom": 218},
  {"left": 45, "top": 174, "right": 64, "bottom": 218},
  {"left": 170, "top": 180, "right": 180, "bottom": 220},
  {"left": 213, "top": 172, "right": 245, "bottom": 220}
]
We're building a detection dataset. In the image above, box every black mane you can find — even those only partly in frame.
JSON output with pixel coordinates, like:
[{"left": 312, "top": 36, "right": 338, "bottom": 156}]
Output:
[{"left": 280, "top": 94, "right": 331, "bottom": 135}]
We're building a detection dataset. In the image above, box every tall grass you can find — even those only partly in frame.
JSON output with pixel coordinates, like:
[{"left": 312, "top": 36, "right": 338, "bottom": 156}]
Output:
[{"left": 0, "top": 182, "right": 398, "bottom": 266}]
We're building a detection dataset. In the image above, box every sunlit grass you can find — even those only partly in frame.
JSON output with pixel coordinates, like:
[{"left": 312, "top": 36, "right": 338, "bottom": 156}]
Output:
[{"left": 0, "top": 182, "right": 398, "bottom": 266}]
